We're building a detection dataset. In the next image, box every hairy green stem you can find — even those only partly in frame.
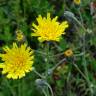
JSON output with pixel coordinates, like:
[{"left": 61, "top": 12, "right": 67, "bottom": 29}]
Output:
[
  {"left": 78, "top": 9, "right": 94, "bottom": 95},
  {"left": 42, "top": 89, "right": 48, "bottom": 96},
  {"left": 33, "top": 68, "right": 45, "bottom": 79}
]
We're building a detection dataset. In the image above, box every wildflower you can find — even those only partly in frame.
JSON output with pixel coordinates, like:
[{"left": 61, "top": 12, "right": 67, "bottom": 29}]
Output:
[
  {"left": 0, "top": 43, "right": 34, "bottom": 79},
  {"left": 64, "top": 11, "right": 75, "bottom": 18},
  {"left": 73, "top": 0, "right": 81, "bottom": 5},
  {"left": 31, "top": 13, "right": 69, "bottom": 42},
  {"left": 16, "top": 30, "right": 24, "bottom": 42},
  {"left": 64, "top": 49, "right": 73, "bottom": 57},
  {"left": 35, "top": 79, "right": 46, "bottom": 89},
  {"left": 0, "top": 64, "right": 4, "bottom": 68}
]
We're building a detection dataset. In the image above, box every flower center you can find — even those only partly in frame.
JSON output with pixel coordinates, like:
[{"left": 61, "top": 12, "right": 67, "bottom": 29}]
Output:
[{"left": 14, "top": 55, "right": 25, "bottom": 68}]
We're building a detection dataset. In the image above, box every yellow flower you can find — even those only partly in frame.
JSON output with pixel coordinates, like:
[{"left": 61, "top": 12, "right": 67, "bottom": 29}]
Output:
[
  {"left": 31, "top": 13, "right": 69, "bottom": 42},
  {"left": 74, "top": 0, "right": 81, "bottom": 5},
  {"left": 64, "top": 49, "right": 73, "bottom": 57},
  {"left": 16, "top": 30, "right": 24, "bottom": 42},
  {"left": 0, "top": 43, "right": 34, "bottom": 79}
]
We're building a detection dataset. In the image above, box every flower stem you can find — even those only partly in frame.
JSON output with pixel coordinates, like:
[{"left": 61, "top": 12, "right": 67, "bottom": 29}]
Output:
[
  {"left": 33, "top": 68, "right": 45, "bottom": 79},
  {"left": 42, "top": 89, "right": 48, "bottom": 96}
]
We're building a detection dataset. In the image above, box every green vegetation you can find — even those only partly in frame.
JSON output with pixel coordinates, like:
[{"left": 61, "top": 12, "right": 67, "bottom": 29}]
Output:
[{"left": 0, "top": 0, "right": 96, "bottom": 96}]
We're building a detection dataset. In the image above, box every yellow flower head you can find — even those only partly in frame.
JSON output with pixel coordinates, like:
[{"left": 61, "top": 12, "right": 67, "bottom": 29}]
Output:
[
  {"left": 0, "top": 43, "right": 34, "bottom": 79},
  {"left": 74, "top": 0, "right": 81, "bottom": 5},
  {"left": 64, "top": 49, "right": 73, "bottom": 57},
  {"left": 31, "top": 13, "right": 69, "bottom": 42},
  {"left": 16, "top": 30, "right": 24, "bottom": 42}
]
